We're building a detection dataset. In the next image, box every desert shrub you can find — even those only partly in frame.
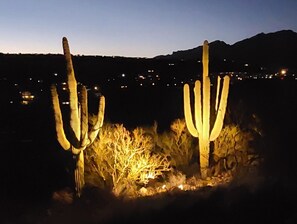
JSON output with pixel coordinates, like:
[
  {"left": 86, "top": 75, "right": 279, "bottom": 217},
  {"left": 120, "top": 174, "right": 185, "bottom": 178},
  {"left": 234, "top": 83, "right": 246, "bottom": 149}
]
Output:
[
  {"left": 146, "top": 119, "right": 196, "bottom": 174},
  {"left": 85, "top": 123, "right": 171, "bottom": 197},
  {"left": 212, "top": 124, "right": 261, "bottom": 176},
  {"left": 167, "top": 171, "right": 186, "bottom": 189}
]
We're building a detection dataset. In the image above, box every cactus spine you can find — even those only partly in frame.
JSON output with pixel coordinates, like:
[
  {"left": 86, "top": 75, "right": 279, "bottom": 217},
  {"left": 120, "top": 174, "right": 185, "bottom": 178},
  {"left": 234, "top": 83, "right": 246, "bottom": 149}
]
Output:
[
  {"left": 51, "top": 37, "right": 105, "bottom": 196},
  {"left": 183, "top": 40, "right": 230, "bottom": 179}
]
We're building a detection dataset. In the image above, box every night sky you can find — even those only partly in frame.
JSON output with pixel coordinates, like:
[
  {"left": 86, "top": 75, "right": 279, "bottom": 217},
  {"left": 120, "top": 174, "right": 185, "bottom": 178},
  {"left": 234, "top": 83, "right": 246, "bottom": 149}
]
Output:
[{"left": 0, "top": 0, "right": 296, "bottom": 57}]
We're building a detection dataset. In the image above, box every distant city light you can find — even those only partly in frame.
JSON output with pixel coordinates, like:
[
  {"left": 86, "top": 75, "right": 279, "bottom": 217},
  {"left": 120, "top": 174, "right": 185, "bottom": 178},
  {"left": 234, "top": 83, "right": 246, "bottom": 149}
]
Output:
[
  {"left": 2, "top": 60, "right": 295, "bottom": 109},
  {"left": 280, "top": 69, "right": 287, "bottom": 75}
]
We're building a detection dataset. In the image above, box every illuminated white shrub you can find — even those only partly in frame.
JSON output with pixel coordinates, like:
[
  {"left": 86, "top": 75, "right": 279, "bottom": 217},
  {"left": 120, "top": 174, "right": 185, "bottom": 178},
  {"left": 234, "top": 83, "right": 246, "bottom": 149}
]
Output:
[
  {"left": 85, "top": 124, "right": 170, "bottom": 197},
  {"left": 156, "top": 119, "right": 195, "bottom": 173}
]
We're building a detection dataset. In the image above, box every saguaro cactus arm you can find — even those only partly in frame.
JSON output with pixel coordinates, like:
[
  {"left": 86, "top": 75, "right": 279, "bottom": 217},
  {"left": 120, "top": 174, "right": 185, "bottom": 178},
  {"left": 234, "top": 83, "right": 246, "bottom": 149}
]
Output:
[
  {"left": 80, "top": 85, "right": 89, "bottom": 147},
  {"left": 194, "top": 81, "right": 203, "bottom": 134},
  {"left": 184, "top": 83, "right": 199, "bottom": 137},
  {"left": 88, "top": 96, "right": 105, "bottom": 143},
  {"left": 215, "top": 76, "right": 221, "bottom": 111},
  {"left": 51, "top": 85, "right": 71, "bottom": 150},
  {"left": 210, "top": 76, "right": 230, "bottom": 141}
]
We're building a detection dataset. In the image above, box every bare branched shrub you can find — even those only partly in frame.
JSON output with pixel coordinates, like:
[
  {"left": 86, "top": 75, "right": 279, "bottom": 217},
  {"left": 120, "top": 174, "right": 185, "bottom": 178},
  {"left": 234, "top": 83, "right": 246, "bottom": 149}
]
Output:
[
  {"left": 212, "top": 124, "right": 261, "bottom": 176},
  {"left": 157, "top": 119, "right": 196, "bottom": 173},
  {"left": 85, "top": 124, "right": 171, "bottom": 197}
]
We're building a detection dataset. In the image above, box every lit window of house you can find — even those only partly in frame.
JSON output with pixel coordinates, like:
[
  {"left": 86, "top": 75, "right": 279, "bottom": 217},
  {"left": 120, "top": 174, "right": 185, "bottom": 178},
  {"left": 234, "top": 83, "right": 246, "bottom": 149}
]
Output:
[{"left": 21, "top": 91, "right": 35, "bottom": 105}]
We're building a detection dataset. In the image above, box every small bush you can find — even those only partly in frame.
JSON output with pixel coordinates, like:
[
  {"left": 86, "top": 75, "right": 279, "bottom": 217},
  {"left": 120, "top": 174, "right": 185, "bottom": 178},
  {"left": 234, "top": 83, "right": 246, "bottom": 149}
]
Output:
[
  {"left": 85, "top": 124, "right": 171, "bottom": 197},
  {"left": 151, "top": 119, "right": 196, "bottom": 174},
  {"left": 212, "top": 124, "right": 261, "bottom": 176}
]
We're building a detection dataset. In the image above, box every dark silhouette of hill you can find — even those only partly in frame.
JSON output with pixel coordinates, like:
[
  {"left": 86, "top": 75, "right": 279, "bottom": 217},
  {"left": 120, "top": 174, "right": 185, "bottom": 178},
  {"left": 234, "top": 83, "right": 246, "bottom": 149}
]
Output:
[
  {"left": 0, "top": 53, "right": 157, "bottom": 85},
  {"left": 155, "top": 40, "right": 231, "bottom": 61},
  {"left": 0, "top": 30, "right": 296, "bottom": 87},
  {"left": 155, "top": 30, "right": 297, "bottom": 72}
]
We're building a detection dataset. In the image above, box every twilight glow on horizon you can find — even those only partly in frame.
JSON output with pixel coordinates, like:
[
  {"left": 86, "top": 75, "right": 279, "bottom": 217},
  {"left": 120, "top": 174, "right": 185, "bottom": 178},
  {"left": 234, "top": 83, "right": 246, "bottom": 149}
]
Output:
[{"left": 0, "top": 0, "right": 296, "bottom": 58}]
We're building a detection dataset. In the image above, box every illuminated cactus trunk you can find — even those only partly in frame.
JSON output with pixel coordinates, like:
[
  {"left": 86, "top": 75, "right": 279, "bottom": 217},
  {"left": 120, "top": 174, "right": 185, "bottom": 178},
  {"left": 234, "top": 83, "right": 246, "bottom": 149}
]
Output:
[
  {"left": 183, "top": 41, "right": 230, "bottom": 179},
  {"left": 51, "top": 37, "right": 105, "bottom": 196}
]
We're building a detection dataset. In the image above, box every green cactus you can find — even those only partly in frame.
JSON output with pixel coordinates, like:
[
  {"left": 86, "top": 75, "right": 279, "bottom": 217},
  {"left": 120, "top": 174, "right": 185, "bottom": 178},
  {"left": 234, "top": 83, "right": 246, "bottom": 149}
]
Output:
[
  {"left": 51, "top": 37, "right": 105, "bottom": 197},
  {"left": 183, "top": 40, "right": 230, "bottom": 179}
]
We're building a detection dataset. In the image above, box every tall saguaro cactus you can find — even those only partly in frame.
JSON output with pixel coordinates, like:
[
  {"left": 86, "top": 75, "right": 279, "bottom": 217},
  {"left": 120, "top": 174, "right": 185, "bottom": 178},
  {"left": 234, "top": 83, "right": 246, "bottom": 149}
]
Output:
[
  {"left": 183, "top": 40, "right": 230, "bottom": 179},
  {"left": 51, "top": 37, "right": 105, "bottom": 196}
]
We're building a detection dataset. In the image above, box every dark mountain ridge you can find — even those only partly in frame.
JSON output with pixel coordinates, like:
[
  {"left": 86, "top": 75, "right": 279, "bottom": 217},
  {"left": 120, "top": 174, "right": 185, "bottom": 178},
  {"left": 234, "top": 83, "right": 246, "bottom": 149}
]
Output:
[
  {"left": 0, "top": 30, "right": 296, "bottom": 86},
  {"left": 155, "top": 30, "right": 297, "bottom": 71}
]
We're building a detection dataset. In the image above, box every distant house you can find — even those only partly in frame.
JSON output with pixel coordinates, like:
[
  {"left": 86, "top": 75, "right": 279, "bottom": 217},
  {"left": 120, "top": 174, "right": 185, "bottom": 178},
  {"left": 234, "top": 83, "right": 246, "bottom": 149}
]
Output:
[{"left": 20, "top": 91, "right": 35, "bottom": 105}]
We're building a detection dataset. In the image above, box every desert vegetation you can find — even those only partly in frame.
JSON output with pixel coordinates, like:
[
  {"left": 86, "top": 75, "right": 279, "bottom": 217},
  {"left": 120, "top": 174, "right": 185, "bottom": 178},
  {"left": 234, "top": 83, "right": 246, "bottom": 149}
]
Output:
[
  {"left": 48, "top": 38, "right": 263, "bottom": 200},
  {"left": 84, "top": 118, "right": 261, "bottom": 198}
]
